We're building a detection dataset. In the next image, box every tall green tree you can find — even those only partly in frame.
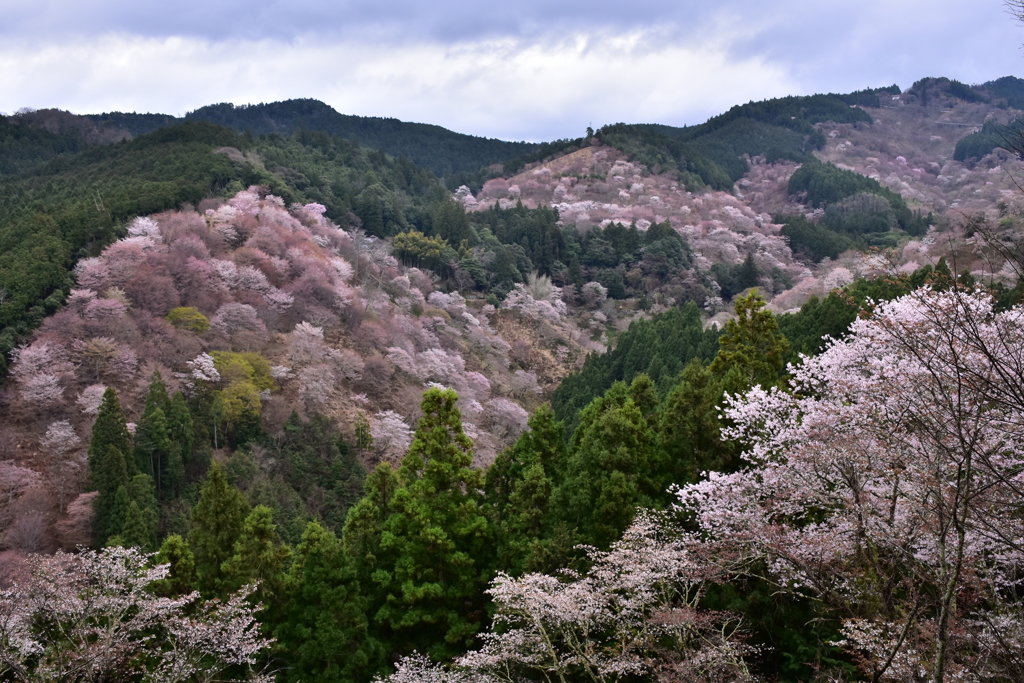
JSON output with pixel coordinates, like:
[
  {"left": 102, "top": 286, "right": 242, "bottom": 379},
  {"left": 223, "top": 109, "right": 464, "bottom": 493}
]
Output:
[
  {"left": 277, "top": 522, "right": 383, "bottom": 683},
  {"left": 554, "top": 377, "right": 661, "bottom": 549},
  {"left": 166, "top": 392, "right": 194, "bottom": 491},
  {"left": 221, "top": 505, "right": 292, "bottom": 614},
  {"left": 658, "top": 359, "right": 736, "bottom": 485},
  {"left": 135, "top": 373, "right": 174, "bottom": 496},
  {"left": 152, "top": 534, "right": 197, "bottom": 597},
  {"left": 485, "top": 404, "right": 567, "bottom": 575},
  {"left": 372, "top": 388, "right": 491, "bottom": 661},
  {"left": 120, "top": 500, "right": 157, "bottom": 551},
  {"left": 188, "top": 462, "right": 250, "bottom": 596},
  {"left": 709, "top": 290, "right": 790, "bottom": 391},
  {"left": 91, "top": 445, "right": 129, "bottom": 547},
  {"left": 88, "top": 388, "right": 134, "bottom": 480}
]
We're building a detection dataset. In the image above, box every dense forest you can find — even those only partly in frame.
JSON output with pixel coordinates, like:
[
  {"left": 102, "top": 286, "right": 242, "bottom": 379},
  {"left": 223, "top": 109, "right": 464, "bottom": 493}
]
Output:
[{"left": 5, "top": 75, "right": 1024, "bottom": 683}]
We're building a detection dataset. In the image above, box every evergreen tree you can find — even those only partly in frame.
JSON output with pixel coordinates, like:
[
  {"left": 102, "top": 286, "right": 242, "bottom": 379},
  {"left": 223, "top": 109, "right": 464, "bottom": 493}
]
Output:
[
  {"left": 134, "top": 406, "right": 172, "bottom": 497},
  {"left": 277, "top": 522, "right": 383, "bottom": 683},
  {"left": 167, "top": 392, "right": 194, "bottom": 488},
  {"left": 485, "top": 405, "right": 567, "bottom": 575},
  {"left": 221, "top": 505, "right": 292, "bottom": 612},
  {"left": 735, "top": 252, "right": 761, "bottom": 291},
  {"left": 121, "top": 500, "right": 156, "bottom": 550},
  {"left": 92, "top": 445, "right": 129, "bottom": 547},
  {"left": 105, "top": 485, "right": 131, "bottom": 544},
  {"left": 126, "top": 474, "right": 159, "bottom": 546},
  {"left": 88, "top": 388, "right": 134, "bottom": 480},
  {"left": 342, "top": 462, "right": 401, "bottom": 618},
  {"left": 709, "top": 290, "right": 790, "bottom": 391},
  {"left": 555, "top": 377, "right": 660, "bottom": 549},
  {"left": 153, "top": 534, "right": 197, "bottom": 597},
  {"left": 188, "top": 462, "right": 250, "bottom": 596},
  {"left": 657, "top": 359, "right": 736, "bottom": 486},
  {"left": 373, "top": 388, "right": 491, "bottom": 661}
]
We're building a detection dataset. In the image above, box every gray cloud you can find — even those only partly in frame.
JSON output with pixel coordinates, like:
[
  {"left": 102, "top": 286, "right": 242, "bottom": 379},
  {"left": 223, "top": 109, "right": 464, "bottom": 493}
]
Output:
[{"left": 1, "top": 0, "right": 1022, "bottom": 140}]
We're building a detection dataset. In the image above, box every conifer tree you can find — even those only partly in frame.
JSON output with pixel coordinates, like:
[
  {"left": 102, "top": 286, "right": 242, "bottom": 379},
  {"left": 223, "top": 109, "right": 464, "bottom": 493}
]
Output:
[
  {"left": 153, "top": 534, "right": 197, "bottom": 597},
  {"left": 121, "top": 500, "right": 156, "bottom": 550},
  {"left": 709, "top": 290, "right": 789, "bottom": 391},
  {"left": 88, "top": 388, "right": 134, "bottom": 480},
  {"left": 134, "top": 406, "right": 172, "bottom": 496},
  {"left": 92, "top": 445, "right": 129, "bottom": 547},
  {"left": 658, "top": 359, "right": 736, "bottom": 485},
  {"left": 277, "top": 522, "right": 383, "bottom": 683},
  {"left": 555, "top": 377, "right": 659, "bottom": 549},
  {"left": 167, "top": 391, "right": 194, "bottom": 482},
  {"left": 221, "top": 505, "right": 292, "bottom": 612},
  {"left": 188, "top": 462, "right": 250, "bottom": 596},
  {"left": 105, "top": 485, "right": 131, "bottom": 544},
  {"left": 342, "top": 462, "right": 401, "bottom": 619},
  {"left": 372, "top": 388, "right": 491, "bottom": 661},
  {"left": 485, "top": 405, "right": 566, "bottom": 574},
  {"left": 126, "top": 474, "right": 159, "bottom": 544}
]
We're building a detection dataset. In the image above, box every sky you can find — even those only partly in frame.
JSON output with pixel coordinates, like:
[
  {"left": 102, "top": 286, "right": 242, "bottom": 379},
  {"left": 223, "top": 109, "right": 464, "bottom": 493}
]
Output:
[{"left": 1, "top": 0, "right": 1022, "bottom": 141}]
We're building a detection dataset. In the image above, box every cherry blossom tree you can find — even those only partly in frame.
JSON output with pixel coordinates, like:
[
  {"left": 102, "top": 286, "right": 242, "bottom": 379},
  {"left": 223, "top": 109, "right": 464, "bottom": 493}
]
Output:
[
  {"left": 38, "top": 421, "right": 83, "bottom": 514},
  {"left": 0, "top": 546, "right": 271, "bottom": 683},
  {"left": 384, "top": 513, "right": 754, "bottom": 683},
  {"left": 679, "top": 287, "right": 1024, "bottom": 683},
  {"left": 370, "top": 410, "right": 414, "bottom": 463}
]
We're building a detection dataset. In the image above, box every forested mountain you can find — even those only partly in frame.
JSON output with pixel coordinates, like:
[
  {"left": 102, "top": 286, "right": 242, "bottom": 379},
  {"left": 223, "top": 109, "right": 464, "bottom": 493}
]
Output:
[
  {"left": 5, "top": 75, "right": 1024, "bottom": 683},
  {"left": 80, "top": 99, "right": 542, "bottom": 177}
]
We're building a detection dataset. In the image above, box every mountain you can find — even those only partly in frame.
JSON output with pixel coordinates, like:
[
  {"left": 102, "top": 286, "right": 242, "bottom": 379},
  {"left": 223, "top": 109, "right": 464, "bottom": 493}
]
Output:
[{"left": 80, "top": 99, "right": 542, "bottom": 177}]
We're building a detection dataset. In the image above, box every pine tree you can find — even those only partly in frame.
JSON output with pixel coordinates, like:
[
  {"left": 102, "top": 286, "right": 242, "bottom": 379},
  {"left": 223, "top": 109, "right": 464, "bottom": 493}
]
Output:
[
  {"left": 188, "top": 462, "right": 250, "bottom": 596},
  {"left": 92, "top": 445, "right": 129, "bottom": 547},
  {"left": 88, "top": 388, "right": 134, "bottom": 481},
  {"left": 126, "top": 474, "right": 158, "bottom": 546},
  {"left": 555, "top": 377, "right": 660, "bottom": 549},
  {"left": 153, "top": 534, "right": 197, "bottom": 597},
  {"left": 373, "top": 388, "right": 491, "bottom": 661},
  {"left": 342, "top": 462, "right": 400, "bottom": 615},
  {"left": 276, "top": 522, "right": 383, "bottom": 683},
  {"left": 735, "top": 252, "right": 761, "bottom": 291},
  {"left": 658, "top": 359, "right": 736, "bottom": 486}
]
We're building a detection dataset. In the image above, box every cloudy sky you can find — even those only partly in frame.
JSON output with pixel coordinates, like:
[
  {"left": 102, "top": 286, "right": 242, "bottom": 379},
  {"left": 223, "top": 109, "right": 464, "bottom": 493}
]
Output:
[{"left": 1, "top": 0, "right": 1021, "bottom": 141}]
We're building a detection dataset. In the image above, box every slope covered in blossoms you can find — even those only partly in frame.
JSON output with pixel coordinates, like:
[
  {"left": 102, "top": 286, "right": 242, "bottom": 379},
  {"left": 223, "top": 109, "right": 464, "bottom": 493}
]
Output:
[{"left": 0, "top": 187, "right": 594, "bottom": 555}]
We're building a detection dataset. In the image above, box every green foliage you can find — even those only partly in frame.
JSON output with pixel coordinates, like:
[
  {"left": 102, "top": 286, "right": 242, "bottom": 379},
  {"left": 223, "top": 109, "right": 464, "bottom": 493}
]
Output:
[
  {"left": 166, "top": 306, "right": 210, "bottom": 333},
  {"left": 188, "top": 462, "right": 251, "bottom": 597},
  {"left": 953, "top": 119, "right": 1024, "bottom": 162},
  {"left": 788, "top": 157, "right": 931, "bottom": 236},
  {"left": 777, "top": 214, "right": 856, "bottom": 262},
  {"left": 91, "top": 445, "right": 129, "bottom": 547},
  {"left": 710, "top": 291, "right": 789, "bottom": 390},
  {"left": 485, "top": 405, "right": 566, "bottom": 575},
  {"left": 555, "top": 377, "right": 662, "bottom": 549},
  {"left": 371, "top": 388, "right": 491, "bottom": 661},
  {"left": 152, "top": 534, "right": 198, "bottom": 597},
  {"left": 980, "top": 75, "right": 1024, "bottom": 109},
  {"left": 221, "top": 505, "right": 292, "bottom": 611},
  {"left": 88, "top": 388, "right": 134, "bottom": 479},
  {"left": 551, "top": 302, "right": 719, "bottom": 436},
  {"left": 657, "top": 359, "right": 737, "bottom": 484},
  {"left": 276, "top": 521, "right": 383, "bottom": 683},
  {"left": 392, "top": 230, "right": 450, "bottom": 270},
  {"left": 235, "top": 413, "right": 367, "bottom": 542},
  {"left": 185, "top": 99, "right": 539, "bottom": 176}
]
